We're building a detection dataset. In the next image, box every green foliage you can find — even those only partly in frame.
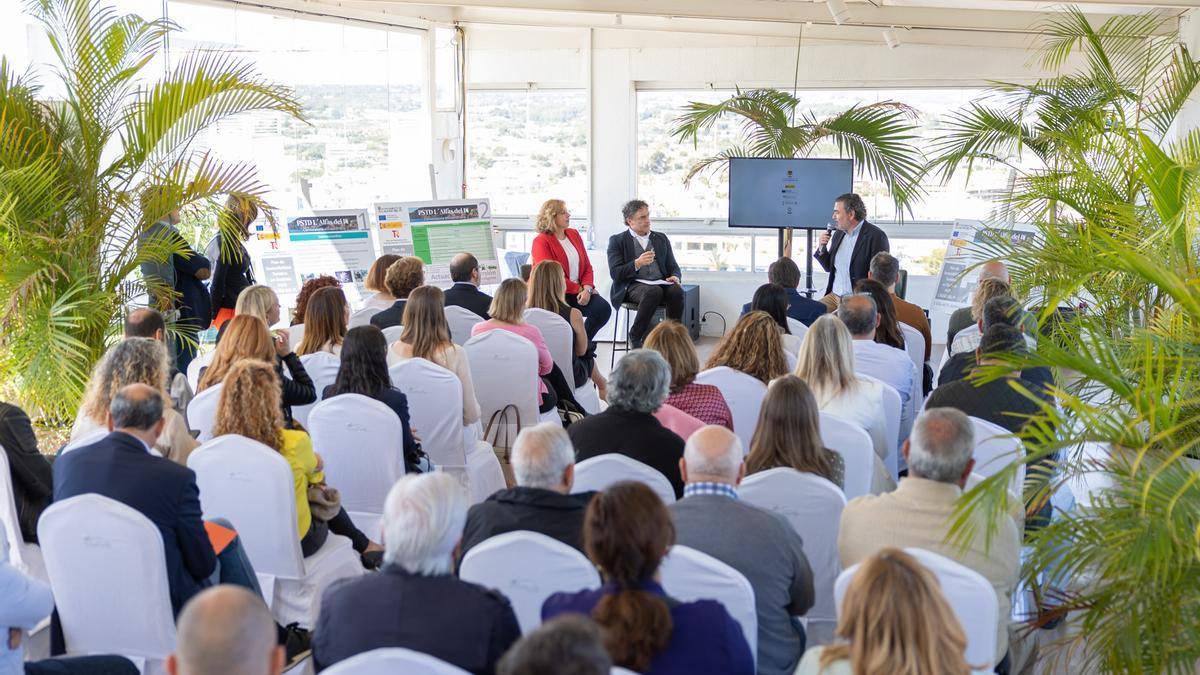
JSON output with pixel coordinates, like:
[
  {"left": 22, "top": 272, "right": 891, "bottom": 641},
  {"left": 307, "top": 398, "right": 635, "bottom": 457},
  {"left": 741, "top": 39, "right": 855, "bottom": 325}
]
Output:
[{"left": 0, "top": 0, "right": 303, "bottom": 420}]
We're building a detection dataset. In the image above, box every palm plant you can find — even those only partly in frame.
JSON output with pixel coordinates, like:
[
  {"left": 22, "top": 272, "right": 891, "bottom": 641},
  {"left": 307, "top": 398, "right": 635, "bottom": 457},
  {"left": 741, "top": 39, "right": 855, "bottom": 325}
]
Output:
[
  {"left": 670, "top": 88, "right": 927, "bottom": 217},
  {"left": 931, "top": 9, "right": 1200, "bottom": 673},
  {"left": 0, "top": 0, "right": 302, "bottom": 420}
]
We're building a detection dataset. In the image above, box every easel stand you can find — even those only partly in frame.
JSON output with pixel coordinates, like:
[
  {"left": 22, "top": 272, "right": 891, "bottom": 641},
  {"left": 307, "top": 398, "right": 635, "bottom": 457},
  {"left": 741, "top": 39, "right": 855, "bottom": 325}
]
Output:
[{"left": 776, "top": 227, "right": 819, "bottom": 299}]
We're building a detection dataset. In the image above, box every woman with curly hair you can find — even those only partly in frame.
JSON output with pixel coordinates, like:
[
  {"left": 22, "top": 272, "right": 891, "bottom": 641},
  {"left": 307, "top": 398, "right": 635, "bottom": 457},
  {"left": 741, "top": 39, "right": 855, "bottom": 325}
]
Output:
[
  {"left": 371, "top": 257, "right": 425, "bottom": 330},
  {"left": 704, "top": 311, "right": 789, "bottom": 384},
  {"left": 296, "top": 286, "right": 349, "bottom": 357},
  {"left": 291, "top": 275, "right": 340, "bottom": 326},
  {"left": 213, "top": 359, "right": 381, "bottom": 565},
  {"left": 198, "top": 314, "right": 315, "bottom": 425},
  {"left": 72, "top": 337, "right": 199, "bottom": 464},
  {"left": 644, "top": 321, "right": 733, "bottom": 430}
]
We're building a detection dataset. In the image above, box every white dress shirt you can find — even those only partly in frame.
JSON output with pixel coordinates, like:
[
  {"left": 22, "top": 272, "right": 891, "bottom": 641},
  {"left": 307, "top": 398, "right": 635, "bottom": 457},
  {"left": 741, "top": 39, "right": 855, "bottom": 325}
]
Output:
[
  {"left": 851, "top": 339, "right": 915, "bottom": 412},
  {"left": 831, "top": 224, "right": 861, "bottom": 296},
  {"left": 558, "top": 235, "right": 581, "bottom": 284},
  {"left": 629, "top": 227, "right": 651, "bottom": 250}
]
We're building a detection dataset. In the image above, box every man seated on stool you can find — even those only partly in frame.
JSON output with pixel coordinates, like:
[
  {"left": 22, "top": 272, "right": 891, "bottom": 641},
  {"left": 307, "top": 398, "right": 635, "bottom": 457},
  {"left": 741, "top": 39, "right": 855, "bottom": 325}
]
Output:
[
  {"left": 607, "top": 199, "right": 683, "bottom": 348},
  {"left": 814, "top": 193, "right": 889, "bottom": 313}
]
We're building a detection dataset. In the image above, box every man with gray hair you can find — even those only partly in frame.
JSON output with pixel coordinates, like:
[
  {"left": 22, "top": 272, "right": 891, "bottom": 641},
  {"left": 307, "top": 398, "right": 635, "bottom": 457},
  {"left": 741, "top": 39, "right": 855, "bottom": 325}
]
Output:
[
  {"left": 496, "top": 615, "right": 612, "bottom": 675},
  {"left": 568, "top": 349, "right": 685, "bottom": 497},
  {"left": 669, "top": 426, "right": 814, "bottom": 675},
  {"left": 867, "top": 251, "right": 931, "bottom": 361},
  {"left": 838, "top": 408, "right": 1020, "bottom": 670},
  {"left": 168, "top": 586, "right": 283, "bottom": 675},
  {"left": 837, "top": 292, "right": 916, "bottom": 434},
  {"left": 313, "top": 473, "right": 520, "bottom": 673},
  {"left": 460, "top": 422, "right": 596, "bottom": 558}
]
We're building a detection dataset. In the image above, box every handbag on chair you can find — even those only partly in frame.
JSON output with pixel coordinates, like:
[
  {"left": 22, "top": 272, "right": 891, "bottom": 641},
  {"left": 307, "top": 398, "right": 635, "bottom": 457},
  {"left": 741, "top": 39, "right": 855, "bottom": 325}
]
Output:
[{"left": 483, "top": 404, "right": 521, "bottom": 486}]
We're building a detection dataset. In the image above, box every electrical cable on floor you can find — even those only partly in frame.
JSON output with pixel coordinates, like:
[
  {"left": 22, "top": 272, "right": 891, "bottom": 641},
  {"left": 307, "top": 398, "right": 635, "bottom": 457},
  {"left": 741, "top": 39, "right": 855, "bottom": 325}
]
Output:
[{"left": 701, "top": 311, "right": 727, "bottom": 337}]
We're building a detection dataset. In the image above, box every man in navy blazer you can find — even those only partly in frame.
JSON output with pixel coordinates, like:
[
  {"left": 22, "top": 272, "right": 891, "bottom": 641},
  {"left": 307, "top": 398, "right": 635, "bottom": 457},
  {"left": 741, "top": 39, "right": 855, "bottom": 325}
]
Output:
[
  {"left": 741, "top": 256, "right": 826, "bottom": 327},
  {"left": 813, "top": 193, "right": 889, "bottom": 311},
  {"left": 442, "top": 253, "right": 492, "bottom": 319},
  {"left": 607, "top": 200, "right": 684, "bottom": 348}
]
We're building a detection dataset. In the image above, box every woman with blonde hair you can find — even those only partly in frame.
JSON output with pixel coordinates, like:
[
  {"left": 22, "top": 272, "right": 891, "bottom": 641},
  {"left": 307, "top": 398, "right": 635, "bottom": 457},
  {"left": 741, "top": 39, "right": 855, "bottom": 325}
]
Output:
[
  {"left": 296, "top": 286, "right": 349, "bottom": 356},
  {"left": 215, "top": 283, "right": 280, "bottom": 343},
  {"left": 526, "top": 260, "right": 606, "bottom": 398},
  {"left": 208, "top": 194, "right": 260, "bottom": 328},
  {"left": 72, "top": 338, "right": 198, "bottom": 464},
  {"left": 795, "top": 548, "right": 971, "bottom": 675},
  {"left": 198, "top": 314, "right": 315, "bottom": 425},
  {"left": 644, "top": 321, "right": 732, "bottom": 429},
  {"left": 390, "top": 285, "right": 480, "bottom": 425},
  {"left": 705, "top": 311, "right": 789, "bottom": 384},
  {"left": 471, "top": 278, "right": 559, "bottom": 413},
  {"left": 746, "top": 375, "right": 843, "bottom": 488},
  {"left": 362, "top": 254, "right": 402, "bottom": 310},
  {"left": 212, "top": 359, "right": 381, "bottom": 565},
  {"left": 529, "top": 199, "right": 611, "bottom": 340}
]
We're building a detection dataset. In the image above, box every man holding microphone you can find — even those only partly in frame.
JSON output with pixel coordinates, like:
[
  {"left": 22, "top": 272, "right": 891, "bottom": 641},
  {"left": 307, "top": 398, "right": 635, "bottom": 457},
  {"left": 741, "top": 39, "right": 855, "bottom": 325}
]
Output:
[
  {"left": 607, "top": 200, "right": 684, "bottom": 348},
  {"left": 814, "top": 193, "right": 890, "bottom": 312}
]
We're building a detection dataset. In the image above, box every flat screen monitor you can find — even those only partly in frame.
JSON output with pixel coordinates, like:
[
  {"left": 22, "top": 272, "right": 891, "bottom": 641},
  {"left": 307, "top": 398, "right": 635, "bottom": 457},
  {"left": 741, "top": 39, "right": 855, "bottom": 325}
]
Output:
[{"left": 728, "top": 157, "right": 853, "bottom": 230}]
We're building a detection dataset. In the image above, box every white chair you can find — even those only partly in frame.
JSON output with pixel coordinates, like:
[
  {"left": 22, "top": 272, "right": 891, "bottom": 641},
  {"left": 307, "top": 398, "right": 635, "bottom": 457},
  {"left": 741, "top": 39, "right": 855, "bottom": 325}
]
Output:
[
  {"left": 459, "top": 531, "right": 601, "bottom": 634},
  {"left": 186, "top": 383, "right": 223, "bottom": 442},
  {"left": 189, "top": 435, "right": 364, "bottom": 627},
  {"left": 466, "top": 330, "right": 556, "bottom": 439},
  {"left": 523, "top": 308, "right": 603, "bottom": 414},
  {"left": 38, "top": 494, "right": 176, "bottom": 672},
  {"left": 322, "top": 647, "right": 471, "bottom": 675},
  {"left": 382, "top": 325, "right": 404, "bottom": 344},
  {"left": 288, "top": 323, "right": 306, "bottom": 352},
  {"left": 900, "top": 322, "right": 926, "bottom": 373},
  {"left": 660, "top": 545, "right": 757, "bottom": 666},
  {"left": 445, "top": 305, "right": 484, "bottom": 346},
  {"left": 612, "top": 669, "right": 638, "bottom": 675},
  {"left": 970, "top": 417, "right": 1026, "bottom": 495},
  {"left": 695, "top": 366, "right": 766, "bottom": 452},
  {"left": 859, "top": 375, "right": 901, "bottom": 478},
  {"left": 834, "top": 548, "right": 998, "bottom": 674},
  {"left": 740, "top": 468, "right": 846, "bottom": 646},
  {"left": 786, "top": 317, "right": 809, "bottom": 341},
  {"left": 572, "top": 454, "right": 676, "bottom": 504},
  {"left": 186, "top": 349, "right": 215, "bottom": 392},
  {"left": 818, "top": 413, "right": 874, "bottom": 500},
  {"left": 0, "top": 447, "right": 47, "bottom": 582},
  {"left": 308, "top": 395, "right": 405, "bottom": 541},
  {"left": 390, "top": 358, "right": 505, "bottom": 504},
  {"left": 349, "top": 306, "right": 382, "bottom": 328},
  {"left": 292, "top": 351, "right": 343, "bottom": 429},
  {"left": 59, "top": 428, "right": 109, "bottom": 455}
]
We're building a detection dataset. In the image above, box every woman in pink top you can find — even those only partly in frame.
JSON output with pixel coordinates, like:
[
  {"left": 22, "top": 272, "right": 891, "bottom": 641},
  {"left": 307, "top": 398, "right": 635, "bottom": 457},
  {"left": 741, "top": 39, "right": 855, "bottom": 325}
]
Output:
[{"left": 470, "top": 278, "right": 557, "bottom": 413}]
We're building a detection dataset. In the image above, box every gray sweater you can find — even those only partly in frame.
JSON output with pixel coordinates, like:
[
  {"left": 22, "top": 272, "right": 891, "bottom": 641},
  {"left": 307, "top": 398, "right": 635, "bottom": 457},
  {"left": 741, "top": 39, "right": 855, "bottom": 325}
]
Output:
[{"left": 670, "top": 493, "right": 815, "bottom": 675}]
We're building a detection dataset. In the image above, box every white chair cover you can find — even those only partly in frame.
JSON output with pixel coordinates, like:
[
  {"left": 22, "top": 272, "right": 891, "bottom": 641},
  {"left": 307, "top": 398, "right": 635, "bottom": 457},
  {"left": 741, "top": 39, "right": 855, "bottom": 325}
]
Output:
[
  {"left": 349, "top": 307, "right": 382, "bottom": 328},
  {"left": 572, "top": 454, "right": 676, "bottom": 504},
  {"left": 186, "top": 383, "right": 223, "bottom": 442},
  {"left": 186, "top": 349, "right": 215, "bottom": 392},
  {"left": 459, "top": 531, "right": 601, "bottom": 634},
  {"left": 293, "top": 351, "right": 343, "bottom": 429},
  {"left": 188, "top": 435, "right": 363, "bottom": 627},
  {"left": 0, "top": 446, "right": 47, "bottom": 582},
  {"left": 308, "top": 395, "right": 405, "bottom": 541},
  {"left": 444, "top": 305, "right": 484, "bottom": 346},
  {"left": 322, "top": 648, "right": 472, "bottom": 675},
  {"left": 900, "top": 322, "right": 926, "bottom": 372},
  {"left": 465, "top": 330, "right": 542, "bottom": 437},
  {"left": 38, "top": 494, "right": 176, "bottom": 666},
  {"left": 59, "top": 428, "right": 109, "bottom": 455},
  {"left": 660, "top": 545, "right": 757, "bottom": 666},
  {"left": 786, "top": 317, "right": 808, "bottom": 342},
  {"left": 382, "top": 325, "right": 404, "bottom": 344},
  {"left": 834, "top": 548, "right": 998, "bottom": 673},
  {"left": 818, "top": 413, "right": 874, "bottom": 500},
  {"left": 288, "top": 323, "right": 306, "bottom": 351},
  {"left": 695, "top": 367, "right": 766, "bottom": 452},
  {"left": 740, "top": 468, "right": 846, "bottom": 646},
  {"left": 970, "top": 416, "right": 1026, "bottom": 495},
  {"left": 858, "top": 375, "right": 901, "bottom": 478},
  {"left": 612, "top": 669, "right": 639, "bottom": 675},
  {"left": 523, "top": 308, "right": 574, "bottom": 378}
]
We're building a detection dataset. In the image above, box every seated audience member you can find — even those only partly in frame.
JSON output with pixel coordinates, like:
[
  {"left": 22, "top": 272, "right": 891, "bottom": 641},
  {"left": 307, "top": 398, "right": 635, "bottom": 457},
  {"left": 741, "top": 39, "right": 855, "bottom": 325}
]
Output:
[
  {"left": 370, "top": 257, "right": 424, "bottom": 330},
  {"left": 471, "top": 278, "right": 559, "bottom": 414},
  {"left": 868, "top": 251, "right": 931, "bottom": 361},
  {"left": 644, "top": 321, "right": 733, "bottom": 430},
  {"left": 838, "top": 408, "right": 1020, "bottom": 669},
  {"left": 746, "top": 375, "right": 844, "bottom": 489},
  {"left": 742, "top": 256, "right": 825, "bottom": 326},
  {"left": 947, "top": 276, "right": 1023, "bottom": 358},
  {"left": 1, "top": 401, "right": 52, "bottom": 544},
  {"left": 313, "top": 474, "right": 521, "bottom": 673},
  {"left": 213, "top": 360, "right": 380, "bottom": 565},
  {"left": 199, "top": 315, "right": 316, "bottom": 426},
  {"left": 949, "top": 292, "right": 1039, "bottom": 364},
  {"left": 670, "top": 426, "right": 814, "bottom": 675},
  {"left": 748, "top": 283, "right": 803, "bottom": 355},
  {"left": 460, "top": 422, "right": 594, "bottom": 557},
  {"left": 168, "top": 586, "right": 283, "bottom": 675},
  {"left": 519, "top": 263, "right": 532, "bottom": 282},
  {"left": 55, "top": 384, "right": 264, "bottom": 615},
  {"left": 389, "top": 286, "right": 481, "bottom": 426},
  {"left": 794, "top": 548, "right": 971, "bottom": 675},
  {"left": 497, "top": 615, "right": 612, "bottom": 675},
  {"left": 295, "top": 286, "right": 349, "bottom": 356},
  {"left": 568, "top": 350, "right": 685, "bottom": 497},
  {"left": 445, "top": 252, "right": 494, "bottom": 319},
  {"left": 853, "top": 278, "right": 906, "bottom": 350},
  {"left": 838, "top": 292, "right": 915, "bottom": 431},
  {"left": 528, "top": 260, "right": 605, "bottom": 395},
  {"left": 705, "top": 311, "right": 790, "bottom": 384},
  {"left": 532, "top": 199, "right": 613, "bottom": 341},
  {"left": 362, "top": 254, "right": 402, "bottom": 311},
  {"left": 125, "top": 307, "right": 192, "bottom": 410},
  {"left": 72, "top": 338, "right": 198, "bottom": 464},
  {"left": 543, "top": 482, "right": 754, "bottom": 675},
  {"left": 940, "top": 295, "right": 1053, "bottom": 397},
  {"left": 323, "top": 326, "right": 426, "bottom": 473},
  {"left": 653, "top": 402, "right": 704, "bottom": 442},
  {"left": 290, "top": 275, "right": 339, "bottom": 326},
  {"left": 215, "top": 284, "right": 281, "bottom": 344},
  {"left": 607, "top": 199, "right": 684, "bottom": 348},
  {"left": 946, "top": 260, "right": 1010, "bottom": 343}
]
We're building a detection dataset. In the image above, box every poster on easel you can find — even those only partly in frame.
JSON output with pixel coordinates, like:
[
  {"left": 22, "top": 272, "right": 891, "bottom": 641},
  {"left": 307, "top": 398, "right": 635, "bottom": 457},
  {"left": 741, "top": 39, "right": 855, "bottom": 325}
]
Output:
[
  {"left": 930, "top": 219, "right": 1037, "bottom": 323},
  {"left": 282, "top": 209, "right": 376, "bottom": 307},
  {"left": 372, "top": 198, "right": 500, "bottom": 286}
]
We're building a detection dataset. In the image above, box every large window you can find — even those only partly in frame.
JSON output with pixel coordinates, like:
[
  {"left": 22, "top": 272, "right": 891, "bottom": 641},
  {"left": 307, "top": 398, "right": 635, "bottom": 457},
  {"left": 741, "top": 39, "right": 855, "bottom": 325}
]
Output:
[{"left": 466, "top": 89, "right": 588, "bottom": 217}]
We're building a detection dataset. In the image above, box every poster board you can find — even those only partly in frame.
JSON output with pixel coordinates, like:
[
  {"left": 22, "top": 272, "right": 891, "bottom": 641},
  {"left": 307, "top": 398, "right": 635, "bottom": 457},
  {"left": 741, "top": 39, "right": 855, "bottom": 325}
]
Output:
[
  {"left": 930, "top": 219, "right": 1038, "bottom": 324},
  {"left": 373, "top": 199, "right": 501, "bottom": 285}
]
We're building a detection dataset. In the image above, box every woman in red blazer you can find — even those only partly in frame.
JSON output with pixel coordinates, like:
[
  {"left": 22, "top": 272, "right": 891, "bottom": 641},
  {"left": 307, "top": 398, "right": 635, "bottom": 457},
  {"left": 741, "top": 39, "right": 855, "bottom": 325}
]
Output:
[{"left": 531, "top": 199, "right": 612, "bottom": 340}]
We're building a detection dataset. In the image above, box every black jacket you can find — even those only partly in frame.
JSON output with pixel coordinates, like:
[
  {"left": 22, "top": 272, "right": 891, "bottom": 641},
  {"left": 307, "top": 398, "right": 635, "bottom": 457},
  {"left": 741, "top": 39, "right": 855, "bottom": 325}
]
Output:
[
  {"left": 607, "top": 230, "right": 682, "bottom": 308},
  {"left": 208, "top": 233, "right": 255, "bottom": 320},
  {"left": 53, "top": 431, "right": 216, "bottom": 615},
  {"left": 444, "top": 282, "right": 492, "bottom": 320},
  {"left": 313, "top": 565, "right": 521, "bottom": 674},
  {"left": 277, "top": 354, "right": 316, "bottom": 425},
  {"left": 460, "top": 487, "right": 596, "bottom": 559},
  {"left": 568, "top": 408, "right": 685, "bottom": 498},
  {"left": 0, "top": 402, "right": 52, "bottom": 544},
  {"left": 813, "top": 220, "right": 889, "bottom": 296},
  {"left": 369, "top": 299, "right": 407, "bottom": 330}
]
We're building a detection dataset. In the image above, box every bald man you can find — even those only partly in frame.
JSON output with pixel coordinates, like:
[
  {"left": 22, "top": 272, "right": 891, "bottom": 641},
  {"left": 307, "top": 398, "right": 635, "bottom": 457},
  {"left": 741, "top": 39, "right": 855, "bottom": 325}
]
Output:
[
  {"left": 443, "top": 252, "right": 492, "bottom": 319},
  {"left": 168, "top": 586, "right": 282, "bottom": 675},
  {"left": 946, "top": 261, "right": 1010, "bottom": 344},
  {"left": 669, "top": 426, "right": 815, "bottom": 675}
]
